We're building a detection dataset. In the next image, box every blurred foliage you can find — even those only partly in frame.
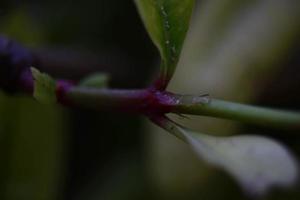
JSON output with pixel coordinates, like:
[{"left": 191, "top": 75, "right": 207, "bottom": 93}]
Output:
[
  {"left": 0, "top": 93, "right": 66, "bottom": 200},
  {"left": 0, "top": 0, "right": 300, "bottom": 200},
  {"left": 0, "top": 5, "right": 66, "bottom": 200}
]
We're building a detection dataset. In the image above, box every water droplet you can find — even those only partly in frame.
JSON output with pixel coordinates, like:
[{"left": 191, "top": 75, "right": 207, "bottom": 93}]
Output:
[
  {"left": 164, "top": 21, "right": 170, "bottom": 29},
  {"left": 161, "top": 6, "right": 167, "bottom": 16}
]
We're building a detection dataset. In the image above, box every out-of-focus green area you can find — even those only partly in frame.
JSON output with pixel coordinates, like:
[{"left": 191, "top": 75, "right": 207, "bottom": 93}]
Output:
[{"left": 0, "top": 0, "right": 300, "bottom": 200}]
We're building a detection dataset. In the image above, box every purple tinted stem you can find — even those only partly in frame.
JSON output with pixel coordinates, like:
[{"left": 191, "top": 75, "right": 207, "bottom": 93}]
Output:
[{"left": 65, "top": 87, "right": 176, "bottom": 115}]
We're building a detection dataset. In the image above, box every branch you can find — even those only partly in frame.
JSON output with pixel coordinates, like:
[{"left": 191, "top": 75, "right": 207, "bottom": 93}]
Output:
[
  {"left": 62, "top": 88, "right": 300, "bottom": 130},
  {"left": 171, "top": 95, "right": 300, "bottom": 130},
  {"left": 65, "top": 87, "right": 174, "bottom": 115},
  {"left": 1, "top": 35, "right": 299, "bottom": 130}
]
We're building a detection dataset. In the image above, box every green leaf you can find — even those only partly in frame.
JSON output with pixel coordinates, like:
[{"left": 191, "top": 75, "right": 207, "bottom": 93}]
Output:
[
  {"left": 79, "top": 73, "right": 109, "bottom": 88},
  {"left": 31, "top": 67, "right": 56, "bottom": 104},
  {"left": 162, "top": 119, "right": 298, "bottom": 195},
  {"left": 134, "top": 0, "right": 195, "bottom": 85}
]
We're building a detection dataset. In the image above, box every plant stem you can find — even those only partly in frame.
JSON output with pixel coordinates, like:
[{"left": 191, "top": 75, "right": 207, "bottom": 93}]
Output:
[
  {"left": 66, "top": 88, "right": 300, "bottom": 130},
  {"left": 66, "top": 88, "right": 148, "bottom": 112},
  {"left": 172, "top": 95, "right": 300, "bottom": 130}
]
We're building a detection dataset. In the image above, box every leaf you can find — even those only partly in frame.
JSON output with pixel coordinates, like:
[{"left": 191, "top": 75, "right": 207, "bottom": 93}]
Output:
[
  {"left": 169, "top": 0, "right": 300, "bottom": 97},
  {"left": 134, "top": 0, "right": 195, "bottom": 84},
  {"left": 31, "top": 67, "right": 56, "bottom": 104},
  {"left": 162, "top": 119, "right": 298, "bottom": 195},
  {"left": 79, "top": 73, "right": 109, "bottom": 88}
]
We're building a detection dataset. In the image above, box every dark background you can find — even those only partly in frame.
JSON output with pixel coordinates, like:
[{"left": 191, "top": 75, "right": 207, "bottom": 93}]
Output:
[{"left": 0, "top": 0, "right": 300, "bottom": 200}]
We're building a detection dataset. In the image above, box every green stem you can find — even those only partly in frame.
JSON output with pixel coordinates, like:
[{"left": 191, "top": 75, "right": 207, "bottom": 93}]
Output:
[
  {"left": 172, "top": 95, "right": 300, "bottom": 130},
  {"left": 65, "top": 87, "right": 300, "bottom": 130},
  {"left": 66, "top": 88, "right": 148, "bottom": 111}
]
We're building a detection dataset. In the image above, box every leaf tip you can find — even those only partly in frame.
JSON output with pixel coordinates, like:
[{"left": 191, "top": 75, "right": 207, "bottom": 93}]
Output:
[
  {"left": 31, "top": 67, "right": 57, "bottom": 104},
  {"left": 164, "top": 122, "right": 299, "bottom": 196}
]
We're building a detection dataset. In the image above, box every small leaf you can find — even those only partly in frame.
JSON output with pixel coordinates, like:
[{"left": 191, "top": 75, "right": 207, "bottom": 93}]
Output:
[
  {"left": 31, "top": 67, "right": 56, "bottom": 104},
  {"left": 162, "top": 119, "right": 298, "bottom": 195},
  {"left": 79, "top": 73, "right": 109, "bottom": 88},
  {"left": 134, "top": 0, "right": 195, "bottom": 85}
]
